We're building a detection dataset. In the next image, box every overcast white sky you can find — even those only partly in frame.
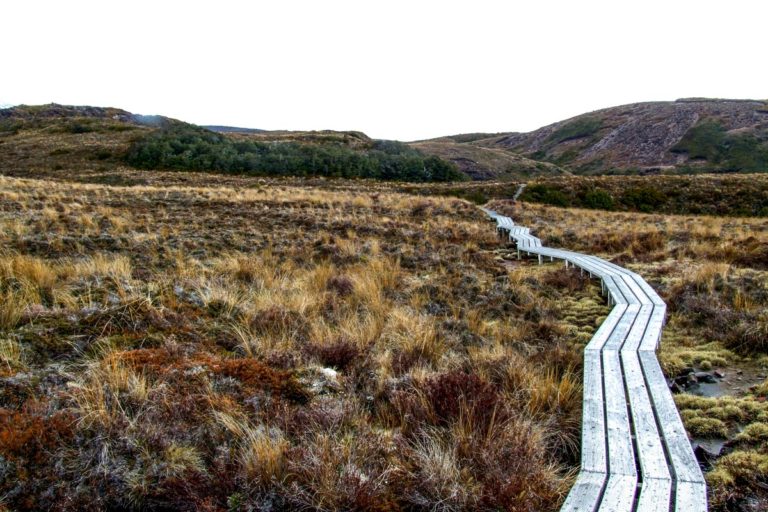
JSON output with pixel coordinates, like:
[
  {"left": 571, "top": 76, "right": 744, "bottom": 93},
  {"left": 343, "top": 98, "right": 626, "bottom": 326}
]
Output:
[{"left": 2, "top": 0, "right": 766, "bottom": 140}]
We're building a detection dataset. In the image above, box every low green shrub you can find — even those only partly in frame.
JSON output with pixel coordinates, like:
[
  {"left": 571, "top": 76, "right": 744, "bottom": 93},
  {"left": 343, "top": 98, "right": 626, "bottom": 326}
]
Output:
[{"left": 125, "top": 122, "right": 466, "bottom": 182}]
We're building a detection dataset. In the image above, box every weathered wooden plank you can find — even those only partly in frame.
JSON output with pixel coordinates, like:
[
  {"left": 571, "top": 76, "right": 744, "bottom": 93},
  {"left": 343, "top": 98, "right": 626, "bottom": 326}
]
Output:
[
  {"left": 599, "top": 260, "right": 665, "bottom": 306},
  {"left": 602, "top": 349, "right": 636, "bottom": 477},
  {"left": 620, "top": 305, "right": 653, "bottom": 352},
  {"left": 585, "top": 304, "right": 627, "bottom": 352},
  {"left": 584, "top": 258, "right": 641, "bottom": 307},
  {"left": 622, "top": 351, "right": 671, "bottom": 480},
  {"left": 638, "top": 307, "right": 666, "bottom": 352},
  {"left": 581, "top": 350, "right": 607, "bottom": 473},
  {"left": 603, "top": 304, "right": 640, "bottom": 351},
  {"left": 597, "top": 473, "right": 636, "bottom": 512},
  {"left": 567, "top": 255, "right": 613, "bottom": 284},
  {"left": 601, "top": 276, "right": 626, "bottom": 306},
  {"left": 635, "top": 477, "right": 672, "bottom": 512},
  {"left": 639, "top": 352, "right": 705, "bottom": 485},
  {"left": 675, "top": 480, "right": 708, "bottom": 512},
  {"left": 560, "top": 471, "right": 606, "bottom": 512}
]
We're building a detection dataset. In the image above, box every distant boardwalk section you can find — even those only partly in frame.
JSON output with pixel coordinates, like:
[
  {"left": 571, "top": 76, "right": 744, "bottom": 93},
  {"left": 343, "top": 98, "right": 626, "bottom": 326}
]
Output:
[{"left": 483, "top": 207, "right": 707, "bottom": 512}]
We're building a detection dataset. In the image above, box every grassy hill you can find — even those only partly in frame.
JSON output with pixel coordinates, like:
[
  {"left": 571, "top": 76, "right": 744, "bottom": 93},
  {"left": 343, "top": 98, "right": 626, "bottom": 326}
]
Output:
[
  {"left": 409, "top": 140, "right": 569, "bottom": 180},
  {"left": 0, "top": 104, "right": 465, "bottom": 183},
  {"left": 8, "top": 99, "right": 767, "bottom": 182}
]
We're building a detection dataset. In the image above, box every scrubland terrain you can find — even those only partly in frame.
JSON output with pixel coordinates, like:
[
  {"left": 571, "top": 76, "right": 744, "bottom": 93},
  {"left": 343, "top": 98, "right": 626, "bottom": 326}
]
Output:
[
  {"left": 516, "top": 174, "right": 768, "bottom": 217},
  {"left": 488, "top": 200, "right": 768, "bottom": 511},
  {"left": 0, "top": 173, "right": 617, "bottom": 511},
  {"left": 412, "top": 174, "right": 768, "bottom": 216},
  {"left": 2, "top": 103, "right": 767, "bottom": 511}
]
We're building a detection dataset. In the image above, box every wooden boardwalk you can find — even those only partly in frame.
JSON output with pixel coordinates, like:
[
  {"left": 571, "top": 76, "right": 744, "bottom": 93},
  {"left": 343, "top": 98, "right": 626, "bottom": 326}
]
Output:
[{"left": 483, "top": 208, "right": 707, "bottom": 512}]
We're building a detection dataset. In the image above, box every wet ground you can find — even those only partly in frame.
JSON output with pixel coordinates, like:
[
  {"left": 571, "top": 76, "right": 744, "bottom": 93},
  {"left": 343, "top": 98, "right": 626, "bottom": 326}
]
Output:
[{"left": 688, "top": 363, "right": 767, "bottom": 398}]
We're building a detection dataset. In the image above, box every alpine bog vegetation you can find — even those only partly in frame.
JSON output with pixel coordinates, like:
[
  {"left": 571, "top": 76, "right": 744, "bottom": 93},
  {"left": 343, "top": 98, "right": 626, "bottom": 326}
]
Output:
[{"left": 0, "top": 172, "right": 609, "bottom": 511}]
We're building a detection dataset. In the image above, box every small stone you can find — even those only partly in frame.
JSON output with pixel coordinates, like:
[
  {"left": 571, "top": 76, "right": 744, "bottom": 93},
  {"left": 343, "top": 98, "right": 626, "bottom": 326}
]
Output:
[
  {"left": 669, "top": 380, "right": 683, "bottom": 394},
  {"left": 320, "top": 367, "right": 339, "bottom": 380},
  {"left": 695, "top": 372, "right": 717, "bottom": 384},
  {"left": 693, "top": 445, "right": 720, "bottom": 471},
  {"left": 714, "top": 370, "right": 725, "bottom": 379}
]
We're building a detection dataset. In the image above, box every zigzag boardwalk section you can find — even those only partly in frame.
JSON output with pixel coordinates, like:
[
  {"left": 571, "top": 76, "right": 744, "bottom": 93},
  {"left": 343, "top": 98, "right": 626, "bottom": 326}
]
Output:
[{"left": 483, "top": 208, "right": 707, "bottom": 512}]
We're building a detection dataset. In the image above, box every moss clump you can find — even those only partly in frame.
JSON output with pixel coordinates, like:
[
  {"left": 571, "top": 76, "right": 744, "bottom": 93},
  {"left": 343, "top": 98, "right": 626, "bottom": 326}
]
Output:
[
  {"left": 736, "top": 422, "right": 768, "bottom": 444},
  {"left": 683, "top": 416, "right": 729, "bottom": 438},
  {"left": 708, "top": 450, "right": 768, "bottom": 507}
]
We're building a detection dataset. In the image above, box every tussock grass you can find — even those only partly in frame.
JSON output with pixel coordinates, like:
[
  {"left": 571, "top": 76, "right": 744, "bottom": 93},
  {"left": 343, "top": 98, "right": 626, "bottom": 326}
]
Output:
[{"left": 0, "top": 172, "right": 590, "bottom": 510}]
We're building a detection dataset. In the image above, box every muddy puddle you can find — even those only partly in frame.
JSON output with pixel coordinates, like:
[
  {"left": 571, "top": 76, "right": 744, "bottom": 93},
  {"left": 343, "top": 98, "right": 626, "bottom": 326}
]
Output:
[{"left": 687, "top": 363, "right": 767, "bottom": 398}]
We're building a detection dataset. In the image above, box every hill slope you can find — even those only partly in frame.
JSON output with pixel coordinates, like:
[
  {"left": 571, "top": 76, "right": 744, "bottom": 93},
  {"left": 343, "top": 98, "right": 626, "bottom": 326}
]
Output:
[
  {"left": 486, "top": 98, "right": 768, "bottom": 173},
  {"left": 409, "top": 140, "right": 569, "bottom": 180},
  {"left": 0, "top": 104, "right": 465, "bottom": 183}
]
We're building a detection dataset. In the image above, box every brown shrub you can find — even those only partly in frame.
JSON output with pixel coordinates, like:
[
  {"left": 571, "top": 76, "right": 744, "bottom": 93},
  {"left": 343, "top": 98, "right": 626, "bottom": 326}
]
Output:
[
  {"left": 305, "top": 337, "right": 360, "bottom": 371},
  {"left": 326, "top": 274, "right": 355, "bottom": 297},
  {"left": 541, "top": 267, "right": 589, "bottom": 293},
  {"left": 668, "top": 282, "right": 768, "bottom": 355},
  {"left": 473, "top": 419, "right": 563, "bottom": 511},
  {"left": 731, "top": 237, "right": 768, "bottom": 269},
  {"left": 216, "top": 358, "right": 309, "bottom": 404},
  {"left": 726, "top": 315, "right": 768, "bottom": 354},
  {"left": 119, "top": 349, "right": 310, "bottom": 403},
  {"left": 426, "top": 371, "right": 502, "bottom": 429},
  {"left": 390, "top": 350, "right": 422, "bottom": 376},
  {"left": 0, "top": 408, "right": 73, "bottom": 465},
  {"left": 526, "top": 320, "right": 566, "bottom": 346}
]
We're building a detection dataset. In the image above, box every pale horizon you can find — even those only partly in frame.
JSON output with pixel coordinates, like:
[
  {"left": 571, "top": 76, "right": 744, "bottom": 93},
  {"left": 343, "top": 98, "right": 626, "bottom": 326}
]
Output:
[{"left": 3, "top": 0, "right": 767, "bottom": 141}]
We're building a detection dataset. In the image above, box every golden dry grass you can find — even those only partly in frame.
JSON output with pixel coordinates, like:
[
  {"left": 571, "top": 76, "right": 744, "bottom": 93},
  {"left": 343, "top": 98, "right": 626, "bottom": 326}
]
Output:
[{"left": 0, "top": 172, "right": 608, "bottom": 511}]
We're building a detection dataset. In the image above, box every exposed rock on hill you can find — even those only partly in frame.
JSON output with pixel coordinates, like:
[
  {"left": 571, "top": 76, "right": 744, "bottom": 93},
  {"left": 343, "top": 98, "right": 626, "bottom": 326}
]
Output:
[{"left": 488, "top": 98, "right": 768, "bottom": 173}]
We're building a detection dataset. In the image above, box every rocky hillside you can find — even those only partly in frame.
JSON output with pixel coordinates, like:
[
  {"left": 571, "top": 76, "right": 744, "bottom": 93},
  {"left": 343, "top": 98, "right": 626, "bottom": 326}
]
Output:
[
  {"left": 487, "top": 98, "right": 768, "bottom": 173},
  {"left": 413, "top": 99, "right": 768, "bottom": 177}
]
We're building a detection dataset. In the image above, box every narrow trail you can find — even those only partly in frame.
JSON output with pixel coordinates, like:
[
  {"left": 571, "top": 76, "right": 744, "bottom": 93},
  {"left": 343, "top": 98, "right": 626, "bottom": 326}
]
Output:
[
  {"left": 483, "top": 207, "right": 706, "bottom": 512},
  {"left": 512, "top": 183, "right": 526, "bottom": 201}
]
